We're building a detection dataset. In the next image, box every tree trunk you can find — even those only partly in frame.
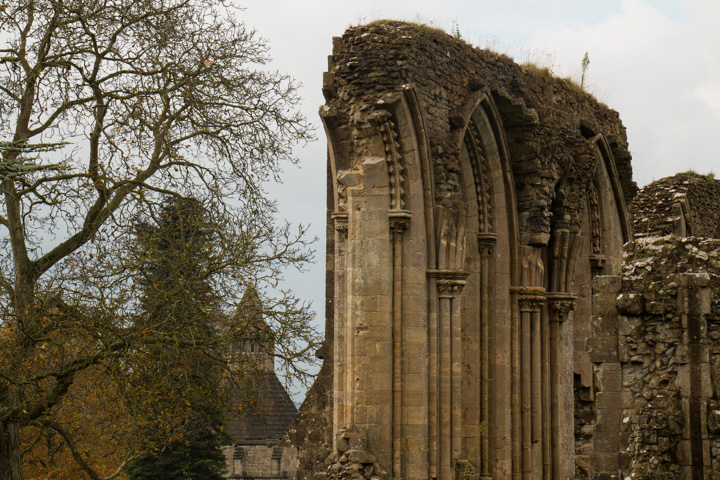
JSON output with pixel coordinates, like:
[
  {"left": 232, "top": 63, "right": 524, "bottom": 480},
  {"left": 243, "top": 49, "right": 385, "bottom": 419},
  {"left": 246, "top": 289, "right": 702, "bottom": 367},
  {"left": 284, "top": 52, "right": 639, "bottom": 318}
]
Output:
[{"left": 0, "top": 421, "right": 23, "bottom": 480}]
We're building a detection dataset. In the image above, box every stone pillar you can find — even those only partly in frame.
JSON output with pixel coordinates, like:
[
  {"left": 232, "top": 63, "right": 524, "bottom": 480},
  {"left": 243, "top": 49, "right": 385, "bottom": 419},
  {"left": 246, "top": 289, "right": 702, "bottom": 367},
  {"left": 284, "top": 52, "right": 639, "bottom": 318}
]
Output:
[
  {"left": 429, "top": 271, "right": 468, "bottom": 480},
  {"left": 546, "top": 293, "right": 577, "bottom": 480},
  {"left": 587, "top": 275, "right": 622, "bottom": 480},
  {"left": 390, "top": 210, "right": 411, "bottom": 480},
  {"left": 428, "top": 273, "right": 440, "bottom": 480},
  {"left": 340, "top": 157, "right": 394, "bottom": 469},
  {"left": 477, "top": 233, "right": 497, "bottom": 480},
  {"left": 331, "top": 211, "right": 348, "bottom": 447},
  {"left": 512, "top": 246, "right": 545, "bottom": 480},
  {"left": 677, "top": 273, "right": 712, "bottom": 480},
  {"left": 516, "top": 288, "right": 545, "bottom": 480}
]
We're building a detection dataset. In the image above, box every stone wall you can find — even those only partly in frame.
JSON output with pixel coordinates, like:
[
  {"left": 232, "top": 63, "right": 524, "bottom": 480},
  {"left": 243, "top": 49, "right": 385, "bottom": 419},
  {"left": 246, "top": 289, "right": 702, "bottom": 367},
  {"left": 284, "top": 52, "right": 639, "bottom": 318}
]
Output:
[
  {"left": 290, "top": 20, "right": 720, "bottom": 480},
  {"left": 319, "top": 21, "right": 636, "bottom": 244},
  {"left": 587, "top": 237, "right": 720, "bottom": 479},
  {"left": 294, "top": 20, "right": 635, "bottom": 480},
  {"left": 223, "top": 442, "right": 298, "bottom": 479},
  {"left": 634, "top": 173, "right": 720, "bottom": 238}
]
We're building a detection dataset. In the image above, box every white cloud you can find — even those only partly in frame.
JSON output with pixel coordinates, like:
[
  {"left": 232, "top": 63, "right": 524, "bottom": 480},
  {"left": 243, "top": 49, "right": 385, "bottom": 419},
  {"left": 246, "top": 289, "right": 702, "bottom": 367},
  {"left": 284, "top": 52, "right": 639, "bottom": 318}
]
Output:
[
  {"left": 528, "top": 0, "right": 719, "bottom": 185},
  {"left": 694, "top": 85, "right": 720, "bottom": 114}
]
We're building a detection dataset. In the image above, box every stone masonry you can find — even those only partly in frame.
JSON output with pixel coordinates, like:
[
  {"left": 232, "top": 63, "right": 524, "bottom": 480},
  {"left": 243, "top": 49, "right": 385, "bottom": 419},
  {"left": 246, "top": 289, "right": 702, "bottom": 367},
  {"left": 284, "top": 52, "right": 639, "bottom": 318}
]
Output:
[
  {"left": 634, "top": 173, "right": 720, "bottom": 239},
  {"left": 587, "top": 237, "right": 720, "bottom": 480},
  {"left": 292, "top": 21, "right": 634, "bottom": 480},
  {"left": 290, "top": 21, "right": 720, "bottom": 480}
]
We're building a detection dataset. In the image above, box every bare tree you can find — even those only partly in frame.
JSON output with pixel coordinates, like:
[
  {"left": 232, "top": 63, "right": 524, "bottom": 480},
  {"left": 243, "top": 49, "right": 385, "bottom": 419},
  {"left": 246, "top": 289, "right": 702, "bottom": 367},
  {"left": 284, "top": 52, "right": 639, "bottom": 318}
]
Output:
[{"left": 0, "top": 1, "right": 317, "bottom": 479}]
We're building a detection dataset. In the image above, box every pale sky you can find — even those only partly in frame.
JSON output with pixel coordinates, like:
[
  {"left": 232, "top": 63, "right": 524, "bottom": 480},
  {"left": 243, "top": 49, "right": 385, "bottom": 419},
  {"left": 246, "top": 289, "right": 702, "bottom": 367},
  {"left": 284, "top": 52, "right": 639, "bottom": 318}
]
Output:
[{"left": 239, "top": 0, "right": 720, "bottom": 394}]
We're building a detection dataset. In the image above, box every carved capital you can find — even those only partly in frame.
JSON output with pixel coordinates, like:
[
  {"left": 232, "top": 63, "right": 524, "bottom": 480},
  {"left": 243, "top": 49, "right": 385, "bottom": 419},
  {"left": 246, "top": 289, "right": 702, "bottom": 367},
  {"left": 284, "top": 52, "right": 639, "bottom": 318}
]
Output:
[
  {"left": 389, "top": 209, "right": 412, "bottom": 235},
  {"left": 428, "top": 270, "right": 470, "bottom": 298},
  {"left": 511, "top": 286, "right": 546, "bottom": 311},
  {"left": 518, "top": 294, "right": 545, "bottom": 311},
  {"left": 437, "top": 279, "right": 467, "bottom": 298},
  {"left": 477, "top": 233, "right": 497, "bottom": 256},
  {"left": 332, "top": 212, "right": 348, "bottom": 237},
  {"left": 546, "top": 292, "right": 577, "bottom": 321}
]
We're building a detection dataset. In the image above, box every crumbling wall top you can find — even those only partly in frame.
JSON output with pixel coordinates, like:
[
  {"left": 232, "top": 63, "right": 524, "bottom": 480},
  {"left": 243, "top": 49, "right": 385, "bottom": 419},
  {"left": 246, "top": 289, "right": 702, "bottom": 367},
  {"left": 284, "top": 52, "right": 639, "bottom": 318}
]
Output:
[
  {"left": 634, "top": 173, "right": 720, "bottom": 238},
  {"left": 322, "top": 21, "right": 636, "bottom": 244}
]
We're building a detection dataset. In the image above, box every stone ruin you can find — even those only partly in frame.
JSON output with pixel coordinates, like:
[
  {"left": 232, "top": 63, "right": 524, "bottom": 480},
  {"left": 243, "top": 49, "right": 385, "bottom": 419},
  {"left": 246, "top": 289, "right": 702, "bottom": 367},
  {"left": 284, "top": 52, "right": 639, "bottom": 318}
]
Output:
[
  {"left": 288, "top": 21, "right": 720, "bottom": 480},
  {"left": 633, "top": 173, "right": 720, "bottom": 239}
]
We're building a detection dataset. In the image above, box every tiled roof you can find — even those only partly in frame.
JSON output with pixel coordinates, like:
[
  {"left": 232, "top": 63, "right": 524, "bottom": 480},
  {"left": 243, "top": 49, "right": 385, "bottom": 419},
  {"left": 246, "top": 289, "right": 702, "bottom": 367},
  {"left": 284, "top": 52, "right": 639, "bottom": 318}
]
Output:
[{"left": 226, "top": 371, "right": 298, "bottom": 443}]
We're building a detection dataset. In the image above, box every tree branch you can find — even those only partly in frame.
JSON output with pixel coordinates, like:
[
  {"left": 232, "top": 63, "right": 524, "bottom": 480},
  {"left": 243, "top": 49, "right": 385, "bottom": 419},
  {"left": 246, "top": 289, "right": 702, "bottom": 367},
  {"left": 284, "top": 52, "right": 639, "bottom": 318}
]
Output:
[{"left": 38, "top": 419, "right": 134, "bottom": 480}]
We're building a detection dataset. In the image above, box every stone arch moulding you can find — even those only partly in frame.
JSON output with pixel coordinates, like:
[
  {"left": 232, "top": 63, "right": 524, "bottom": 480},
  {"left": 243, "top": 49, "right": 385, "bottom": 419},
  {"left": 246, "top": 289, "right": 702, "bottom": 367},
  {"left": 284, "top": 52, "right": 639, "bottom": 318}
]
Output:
[
  {"left": 579, "top": 132, "right": 633, "bottom": 480},
  {"left": 436, "top": 86, "right": 520, "bottom": 479},
  {"left": 321, "top": 84, "right": 443, "bottom": 480},
  {"left": 671, "top": 195, "right": 695, "bottom": 237},
  {"left": 589, "top": 133, "right": 632, "bottom": 248},
  {"left": 450, "top": 86, "right": 520, "bottom": 261}
]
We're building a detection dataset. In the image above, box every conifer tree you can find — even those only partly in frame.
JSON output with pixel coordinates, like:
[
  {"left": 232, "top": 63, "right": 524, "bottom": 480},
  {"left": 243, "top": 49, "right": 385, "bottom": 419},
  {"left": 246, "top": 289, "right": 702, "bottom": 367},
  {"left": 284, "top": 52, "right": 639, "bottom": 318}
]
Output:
[{"left": 125, "top": 197, "right": 229, "bottom": 480}]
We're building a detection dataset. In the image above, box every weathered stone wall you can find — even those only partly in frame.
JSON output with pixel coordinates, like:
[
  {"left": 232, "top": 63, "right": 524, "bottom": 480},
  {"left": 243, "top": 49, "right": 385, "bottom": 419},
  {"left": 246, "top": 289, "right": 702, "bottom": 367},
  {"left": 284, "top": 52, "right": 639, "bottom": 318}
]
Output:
[
  {"left": 588, "top": 237, "right": 720, "bottom": 479},
  {"left": 294, "top": 20, "right": 635, "bottom": 480},
  {"left": 291, "top": 21, "right": 720, "bottom": 480},
  {"left": 320, "top": 21, "right": 635, "bottom": 244},
  {"left": 634, "top": 173, "right": 720, "bottom": 238},
  {"left": 223, "top": 442, "right": 298, "bottom": 479}
]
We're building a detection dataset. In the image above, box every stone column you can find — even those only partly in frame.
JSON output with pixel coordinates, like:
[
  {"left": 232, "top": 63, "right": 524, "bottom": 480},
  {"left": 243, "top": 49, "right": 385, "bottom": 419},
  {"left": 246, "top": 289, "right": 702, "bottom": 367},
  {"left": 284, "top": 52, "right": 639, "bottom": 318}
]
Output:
[
  {"left": 429, "top": 271, "right": 468, "bottom": 479},
  {"left": 588, "top": 275, "right": 622, "bottom": 480},
  {"left": 428, "top": 274, "right": 440, "bottom": 480},
  {"left": 477, "top": 233, "right": 497, "bottom": 480},
  {"left": 390, "top": 210, "right": 411, "bottom": 480},
  {"left": 513, "top": 246, "right": 545, "bottom": 480},
  {"left": 331, "top": 211, "right": 348, "bottom": 445},
  {"left": 516, "top": 288, "right": 545, "bottom": 480},
  {"left": 677, "top": 273, "right": 712, "bottom": 480},
  {"left": 546, "top": 293, "right": 576, "bottom": 480}
]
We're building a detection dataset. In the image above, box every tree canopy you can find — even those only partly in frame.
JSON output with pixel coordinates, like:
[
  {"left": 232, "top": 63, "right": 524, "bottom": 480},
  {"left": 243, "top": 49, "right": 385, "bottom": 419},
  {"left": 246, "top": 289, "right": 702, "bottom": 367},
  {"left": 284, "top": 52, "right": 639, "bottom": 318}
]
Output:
[
  {"left": 0, "top": 1, "right": 317, "bottom": 479},
  {"left": 124, "top": 197, "right": 229, "bottom": 480}
]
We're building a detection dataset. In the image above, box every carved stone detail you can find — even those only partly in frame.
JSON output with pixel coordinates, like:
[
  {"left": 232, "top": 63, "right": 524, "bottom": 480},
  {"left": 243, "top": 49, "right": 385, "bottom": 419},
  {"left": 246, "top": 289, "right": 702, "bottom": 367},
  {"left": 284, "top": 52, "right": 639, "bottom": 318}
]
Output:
[
  {"left": 477, "top": 232, "right": 497, "bottom": 256},
  {"left": 465, "top": 120, "right": 493, "bottom": 233},
  {"left": 546, "top": 292, "right": 577, "bottom": 321},
  {"left": 428, "top": 270, "right": 470, "bottom": 298},
  {"left": 511, "top": 286, "right": 546, "bottom": 311},
  {"left": 332, "top": 212, "right": 349, "bottom": 237},
  {"left": 370, "top": 109, "right": 405, "bottom": 211},
  {"left": 437, "top": 279, "right": 467, "bottom": 298},
  {"left": 389, "top": 210, "right": 412, "bottom": 235},
  {"left": 336, "top": 171, "right": 349, "bottom": 212},
  {"left": 588, "top": 183, "right": 602, "bottom": 255}
]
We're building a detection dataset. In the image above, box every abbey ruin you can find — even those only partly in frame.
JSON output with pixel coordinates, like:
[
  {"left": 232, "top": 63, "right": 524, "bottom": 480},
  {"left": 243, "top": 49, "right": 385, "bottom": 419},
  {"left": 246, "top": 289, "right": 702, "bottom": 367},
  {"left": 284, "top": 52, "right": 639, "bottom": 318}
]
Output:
[{"left": 289, "top": 22, "right": 720, "bottom": 480}]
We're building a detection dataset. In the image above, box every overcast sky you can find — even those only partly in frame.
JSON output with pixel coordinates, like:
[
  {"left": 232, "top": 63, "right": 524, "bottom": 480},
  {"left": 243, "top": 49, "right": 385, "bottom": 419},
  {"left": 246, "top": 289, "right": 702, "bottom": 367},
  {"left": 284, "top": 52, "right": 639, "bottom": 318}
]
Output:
[{"left": 238, "top": 0, "right": 720, "bottom": 393}]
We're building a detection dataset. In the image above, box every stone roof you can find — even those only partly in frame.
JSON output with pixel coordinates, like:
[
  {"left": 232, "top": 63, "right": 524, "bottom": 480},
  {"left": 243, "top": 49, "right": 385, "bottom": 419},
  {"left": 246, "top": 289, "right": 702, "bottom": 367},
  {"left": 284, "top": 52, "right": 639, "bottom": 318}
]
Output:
[{"left": 227, "top": 371, "right": 298, "bottom": 443}]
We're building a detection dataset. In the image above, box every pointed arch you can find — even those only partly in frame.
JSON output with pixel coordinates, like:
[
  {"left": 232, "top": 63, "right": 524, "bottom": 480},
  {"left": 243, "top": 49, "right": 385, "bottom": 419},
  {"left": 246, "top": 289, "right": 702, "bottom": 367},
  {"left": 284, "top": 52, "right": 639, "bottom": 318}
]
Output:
[{"left": 440, "top": 88, "right": 519, "bottom": 478}]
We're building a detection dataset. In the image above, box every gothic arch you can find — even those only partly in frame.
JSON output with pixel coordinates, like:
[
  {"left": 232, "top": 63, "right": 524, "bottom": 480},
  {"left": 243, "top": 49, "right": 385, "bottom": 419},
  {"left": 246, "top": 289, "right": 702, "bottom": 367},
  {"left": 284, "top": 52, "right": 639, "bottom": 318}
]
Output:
[
  {"left": 435, "top": 88, "right": 519, "bottom": 478},
  {"left": 572, "top": 132, "right": 632, "bottom": 478}
]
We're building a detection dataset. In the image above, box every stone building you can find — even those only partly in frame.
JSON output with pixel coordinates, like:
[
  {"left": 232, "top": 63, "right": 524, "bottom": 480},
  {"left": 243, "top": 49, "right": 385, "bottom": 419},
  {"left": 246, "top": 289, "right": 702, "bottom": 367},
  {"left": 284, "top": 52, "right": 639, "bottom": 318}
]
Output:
[
  {"left": 224, "top": 286, "right": 299, "bottom": 480},
  {"left": 292, "top": 21, "right": 634, "bottom": 480},
  {"left": 581, "top": 174, "right": 720, "bottom": 479},
  {"left": 290, "top": 21, "right": 720, "bottom": 480},
  {"left": 633, "top": 172, "right": 720, "bottom": 239}
]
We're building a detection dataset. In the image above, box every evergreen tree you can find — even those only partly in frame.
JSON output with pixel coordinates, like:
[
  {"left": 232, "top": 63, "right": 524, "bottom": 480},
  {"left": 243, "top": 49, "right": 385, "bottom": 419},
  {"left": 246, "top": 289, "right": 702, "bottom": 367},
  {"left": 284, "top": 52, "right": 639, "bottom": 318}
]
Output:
[{"left": 125, "top": 197, "right": 229, "bottom": 480}]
